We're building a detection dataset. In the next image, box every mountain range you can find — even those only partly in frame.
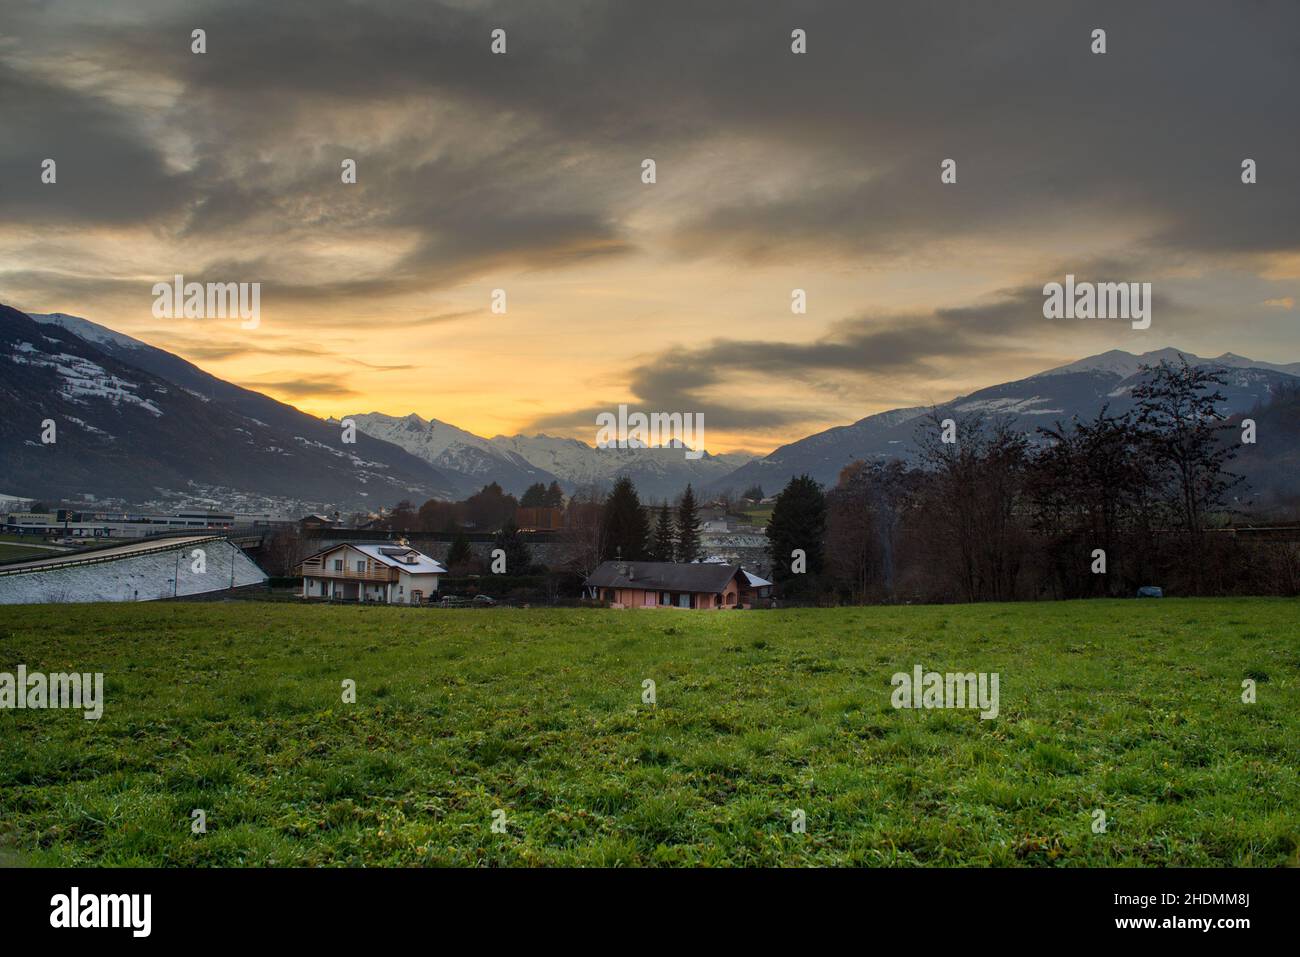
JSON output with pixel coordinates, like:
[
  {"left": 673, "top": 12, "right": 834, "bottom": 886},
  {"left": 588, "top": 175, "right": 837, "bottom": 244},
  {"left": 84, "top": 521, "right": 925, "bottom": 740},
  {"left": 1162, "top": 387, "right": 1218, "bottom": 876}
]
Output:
[
  {"left": 718, "top": 348, "right": 1300, "bottom": 495},
  {"left": 344, "top": 411, "right": 752, "bottom": 501},
  {"left": 2, "top": 302, "right": 1297, "bottom": 512},
  {"left": 0, "top": 305, "right": 459, "bottom": 509},
  {"left": 0, "top": 305, "right": 752, "bottom": 506}
]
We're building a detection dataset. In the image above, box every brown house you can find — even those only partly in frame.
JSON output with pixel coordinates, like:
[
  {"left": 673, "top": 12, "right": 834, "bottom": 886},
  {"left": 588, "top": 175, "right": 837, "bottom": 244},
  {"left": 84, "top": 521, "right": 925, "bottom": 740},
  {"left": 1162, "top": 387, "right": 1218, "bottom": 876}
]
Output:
[{"left": 583, "top": 560, "right": 773, "bottom": 610}]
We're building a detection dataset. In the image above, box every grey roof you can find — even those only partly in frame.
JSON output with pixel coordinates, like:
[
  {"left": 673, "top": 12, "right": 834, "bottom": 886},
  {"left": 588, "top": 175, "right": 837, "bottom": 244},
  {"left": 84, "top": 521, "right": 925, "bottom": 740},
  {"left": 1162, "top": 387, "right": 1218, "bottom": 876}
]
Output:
[
  {"left": 352, "top": 543, "right": 447, "bottom": 575},
  {"left": 585, "top": 560, "right": 746, "bottom": 593}
]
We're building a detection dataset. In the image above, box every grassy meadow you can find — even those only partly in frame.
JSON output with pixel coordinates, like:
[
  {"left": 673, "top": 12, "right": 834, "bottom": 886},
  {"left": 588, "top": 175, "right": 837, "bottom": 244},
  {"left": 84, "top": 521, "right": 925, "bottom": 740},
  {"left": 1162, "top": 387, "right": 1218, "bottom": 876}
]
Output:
[
  {"left": 1, "top": 599, "right": 1297, "bottom": 866},
  {"left": 0, "top": 536, "right": 64, "bottom": 562}
]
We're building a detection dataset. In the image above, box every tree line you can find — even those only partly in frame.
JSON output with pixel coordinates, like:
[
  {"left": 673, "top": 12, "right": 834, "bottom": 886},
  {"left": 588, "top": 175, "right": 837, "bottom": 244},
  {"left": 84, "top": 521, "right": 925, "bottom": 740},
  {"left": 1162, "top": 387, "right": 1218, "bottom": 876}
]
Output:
[{"left": 765, "top": 360, "right": 1300, "bottom": 602}]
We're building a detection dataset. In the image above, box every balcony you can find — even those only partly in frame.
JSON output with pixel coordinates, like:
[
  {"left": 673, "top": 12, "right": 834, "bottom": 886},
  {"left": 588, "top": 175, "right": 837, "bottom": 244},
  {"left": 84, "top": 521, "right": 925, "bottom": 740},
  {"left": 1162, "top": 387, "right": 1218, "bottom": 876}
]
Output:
[{"left": 300, "top": 562, "right": 397, "bottom": 583}]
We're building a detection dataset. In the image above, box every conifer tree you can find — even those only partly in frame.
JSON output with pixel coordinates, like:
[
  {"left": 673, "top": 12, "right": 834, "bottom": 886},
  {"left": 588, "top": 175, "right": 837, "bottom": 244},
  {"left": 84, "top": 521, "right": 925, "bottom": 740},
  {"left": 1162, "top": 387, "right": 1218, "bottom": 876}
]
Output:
[{"left": 676, "top": 483, "right": 702, "bottom": 562}]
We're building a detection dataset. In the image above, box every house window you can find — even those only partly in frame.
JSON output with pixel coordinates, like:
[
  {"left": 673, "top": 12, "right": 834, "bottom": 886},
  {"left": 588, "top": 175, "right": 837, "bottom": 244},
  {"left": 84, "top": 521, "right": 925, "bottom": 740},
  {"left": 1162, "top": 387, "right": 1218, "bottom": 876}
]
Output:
[
  {"left": 333, "top": 559, "right": 343, "bottom": 571},
  {"left": 659, "top": 591, "right": 670, "bottom": 605},
  {"left": 677, "top": 593, "right": 690, "bottom": 608},
  {"left": 356, "top": 560, "right": 366, "bottom": 573}
]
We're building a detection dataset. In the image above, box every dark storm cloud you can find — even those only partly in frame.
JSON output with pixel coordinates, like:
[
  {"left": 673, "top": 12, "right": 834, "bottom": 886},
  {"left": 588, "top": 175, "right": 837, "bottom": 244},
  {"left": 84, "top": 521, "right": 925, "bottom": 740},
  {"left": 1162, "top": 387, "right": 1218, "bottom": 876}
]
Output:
[
  {"left": 2, "top": 0, "right": 1298, "bottom": 293},
  {"left": 0, "top": 60, "right": 195, "bottom": 226}
]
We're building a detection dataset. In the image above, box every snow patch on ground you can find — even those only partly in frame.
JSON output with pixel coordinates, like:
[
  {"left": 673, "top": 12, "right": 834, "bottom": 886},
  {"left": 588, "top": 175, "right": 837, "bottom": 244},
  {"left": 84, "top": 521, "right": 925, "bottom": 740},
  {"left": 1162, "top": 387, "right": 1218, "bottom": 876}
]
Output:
[{"left": 10, "top": 344, "right": 163, "bottom": 416}]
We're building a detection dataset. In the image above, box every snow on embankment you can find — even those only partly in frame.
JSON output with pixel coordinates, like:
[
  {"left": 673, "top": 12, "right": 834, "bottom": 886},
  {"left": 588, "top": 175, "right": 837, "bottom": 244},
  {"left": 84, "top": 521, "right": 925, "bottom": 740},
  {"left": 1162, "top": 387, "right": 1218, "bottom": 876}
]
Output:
[{"left": 0, "top": 538, "right": 266, "bottom": 604}]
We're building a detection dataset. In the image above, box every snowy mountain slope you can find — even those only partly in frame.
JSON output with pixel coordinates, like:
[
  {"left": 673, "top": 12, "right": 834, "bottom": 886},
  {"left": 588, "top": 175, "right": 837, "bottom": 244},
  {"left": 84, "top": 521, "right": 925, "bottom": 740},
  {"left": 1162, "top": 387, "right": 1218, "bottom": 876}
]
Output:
[
  {"left": 14, "top": 306, "right": 1298, "bottom": 510},
  {"left": 346, "top": 413, "right": 756, "bottom": 501},
  {"left": 1030, "top": 347, "right": 1300, "bottom": 380},
  {"left": 488, "top": 432, "right": 754, "bottom": 500},
  {"left": 344, "top": 412, "right": 560, "bottom": 496},
  {"left": 714, "top": 350, "right": 1300, "bottom": 494},
  {"left": 29, "top": 312, "right": 148, "bottom": 353},
  {"left": 2, "top": 305, "right": 457, "bottom": 507}
]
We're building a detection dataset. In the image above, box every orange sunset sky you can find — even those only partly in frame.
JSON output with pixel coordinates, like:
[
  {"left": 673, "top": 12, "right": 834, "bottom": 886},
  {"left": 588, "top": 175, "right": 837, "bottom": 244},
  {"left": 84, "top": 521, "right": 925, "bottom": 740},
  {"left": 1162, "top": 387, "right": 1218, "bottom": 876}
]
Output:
[{"left": 3, "top": 0, "right": 1298, "bottom": 454}]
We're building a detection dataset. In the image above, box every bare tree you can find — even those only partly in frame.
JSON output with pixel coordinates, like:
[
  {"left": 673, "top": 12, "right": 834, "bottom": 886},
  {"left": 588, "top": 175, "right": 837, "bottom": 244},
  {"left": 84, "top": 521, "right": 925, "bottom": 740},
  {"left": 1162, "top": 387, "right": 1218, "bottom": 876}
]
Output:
[
  {"left": 261, "top": 525, "right": 305, "bottom": 577},
  {"left": 914, "top": 411, "right": 1030, "bottom": 602},
  {"left": 557, "top": 484, "right": 606, "bottom": 579},
  {"left": 1132, "top": 358, "right": 1244, "bottom": 534}
]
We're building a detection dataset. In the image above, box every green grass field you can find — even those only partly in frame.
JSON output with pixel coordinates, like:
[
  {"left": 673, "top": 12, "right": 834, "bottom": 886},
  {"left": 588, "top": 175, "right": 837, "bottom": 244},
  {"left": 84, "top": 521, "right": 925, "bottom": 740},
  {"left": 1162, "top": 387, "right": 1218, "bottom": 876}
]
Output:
[
  {"left": 0, "top": 539, "right": 64, "bottom": 562},
  {"left": 2, "top": 599, "right": 1297, "bottom": 866}
]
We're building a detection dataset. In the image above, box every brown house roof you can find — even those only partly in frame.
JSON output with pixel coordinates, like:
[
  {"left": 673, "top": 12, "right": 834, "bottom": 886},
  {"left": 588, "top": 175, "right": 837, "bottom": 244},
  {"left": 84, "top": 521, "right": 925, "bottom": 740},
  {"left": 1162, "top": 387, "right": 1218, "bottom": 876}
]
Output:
[{"left": 585, "top": 560, "right": 745, "bottom": 593}]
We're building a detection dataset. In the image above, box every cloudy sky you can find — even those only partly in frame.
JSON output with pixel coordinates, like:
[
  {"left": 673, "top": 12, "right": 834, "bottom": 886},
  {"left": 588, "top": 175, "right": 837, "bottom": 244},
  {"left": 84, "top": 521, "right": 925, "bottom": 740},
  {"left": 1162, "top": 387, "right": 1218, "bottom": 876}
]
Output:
[{"left": 2, "top": 0, "right": 1298, "bottom": 453}]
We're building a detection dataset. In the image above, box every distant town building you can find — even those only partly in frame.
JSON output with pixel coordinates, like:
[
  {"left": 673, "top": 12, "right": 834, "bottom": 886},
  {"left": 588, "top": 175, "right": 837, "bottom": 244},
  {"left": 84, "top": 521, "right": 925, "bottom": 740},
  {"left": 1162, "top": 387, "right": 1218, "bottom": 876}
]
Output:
[
  {"left": 2, "top": 509, "right": 294, "bottom": 540},
  {"left": 299, "top": 512, "right": 343, "bottom": 530},
  {"left": 0, "top": 493, "right": 35, "bottom": 512}
]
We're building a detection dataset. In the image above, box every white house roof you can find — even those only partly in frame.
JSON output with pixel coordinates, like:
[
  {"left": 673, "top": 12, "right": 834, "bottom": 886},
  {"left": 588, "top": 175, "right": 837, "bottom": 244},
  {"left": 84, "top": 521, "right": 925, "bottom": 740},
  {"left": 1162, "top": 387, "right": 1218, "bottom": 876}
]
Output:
[
  {"left": 742, "top": 570, "right": 773, "bottom": 587},
  {"left": 350, "top": 543, "right": 446, "bottom": 574}
]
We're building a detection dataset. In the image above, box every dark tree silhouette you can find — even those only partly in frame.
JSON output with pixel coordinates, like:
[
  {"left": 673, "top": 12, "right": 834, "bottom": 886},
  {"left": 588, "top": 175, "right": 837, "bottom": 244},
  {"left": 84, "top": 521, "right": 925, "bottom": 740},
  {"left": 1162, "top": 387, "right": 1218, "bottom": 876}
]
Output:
[
  {"left": 492, "top": 521, "right": 532, "bottom": 574},
  {"left": 766, "top": 474, "right": 827, "bottom": 591},
  {"left": 544, "top": 481, "right": 566, "bottom": 508},
  {"left": 676, "top": 484, "right": 702, "bottom": 562},
  {"left": 519, "top": 483, "right": 549, "bottom": 507},
  {"left": 599, "top": 476, "right": 650, "bottom": 561},
  {"left": 914, "top": 412, "right": 1029, "bottom": 603},
  {"left": 651, "top": 503, "right": 676, "bottom": 562},
  {"left": 445, "top": 531, "right": 474, "bottom": 573},
  {"left": 1131, "top": 358, "right": 1244, "bottom": 534}
]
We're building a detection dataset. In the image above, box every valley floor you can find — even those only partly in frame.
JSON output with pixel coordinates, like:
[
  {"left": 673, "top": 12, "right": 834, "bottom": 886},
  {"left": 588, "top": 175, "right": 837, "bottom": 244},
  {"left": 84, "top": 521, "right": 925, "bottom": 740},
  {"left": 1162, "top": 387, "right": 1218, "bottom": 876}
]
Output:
[{"left": 1, "top": 599, "right": 1296, "bottom": 866}]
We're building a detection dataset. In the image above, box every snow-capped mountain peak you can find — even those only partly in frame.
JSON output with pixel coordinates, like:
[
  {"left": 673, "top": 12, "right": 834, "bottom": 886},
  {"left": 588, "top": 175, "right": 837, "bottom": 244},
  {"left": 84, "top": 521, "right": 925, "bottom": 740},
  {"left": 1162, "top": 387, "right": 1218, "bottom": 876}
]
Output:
[
  {"left": 346, "top": 411, "right": 562, "bottom": 496},
  {"left": 344, "top": 415, "right": 755, "bottom": 499},
  {"left": 29, "top": 312, "right": 148, "bottom": 352},
  {"left": 1031, "top": 347, "right": 1201, "bottom": 379}
]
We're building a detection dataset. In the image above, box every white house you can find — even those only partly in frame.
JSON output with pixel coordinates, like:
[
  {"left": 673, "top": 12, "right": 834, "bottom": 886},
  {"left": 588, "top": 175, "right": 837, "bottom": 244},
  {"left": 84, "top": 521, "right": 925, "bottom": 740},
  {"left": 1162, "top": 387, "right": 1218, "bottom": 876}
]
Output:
[{"left": 298, "top": 542, "right": 446, "bottom": 604}]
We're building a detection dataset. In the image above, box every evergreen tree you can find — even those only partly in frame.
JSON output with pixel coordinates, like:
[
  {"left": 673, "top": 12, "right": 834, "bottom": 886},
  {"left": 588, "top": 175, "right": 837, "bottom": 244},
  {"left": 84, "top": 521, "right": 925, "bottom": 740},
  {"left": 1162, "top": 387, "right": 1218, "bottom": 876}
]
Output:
[
  {"left": 463, "top": 482, "right": 518, "bottom": 532},
  {"left": 676, "top": 483, "right": 702, "bottom": 562},
  {"left": 544, "top": 481, "right": 566, "bottom": 508},
  {"left": 445, "top": 531, "right": 473, "bottom": 572},
  {"left": 766, "top": 474, "right": 827, "bottom": 587},
  {"left": 492, "top": 520, "right": 532, "bottom": 574},
  {"left": 519, "top": 483, "right": 549, "bottom": 508},
  {"left": 599, "top": 476, "right": 651, "bottom": 561},
  {"left": 651, "top": 503, "right": 676, "bottom": 562}
]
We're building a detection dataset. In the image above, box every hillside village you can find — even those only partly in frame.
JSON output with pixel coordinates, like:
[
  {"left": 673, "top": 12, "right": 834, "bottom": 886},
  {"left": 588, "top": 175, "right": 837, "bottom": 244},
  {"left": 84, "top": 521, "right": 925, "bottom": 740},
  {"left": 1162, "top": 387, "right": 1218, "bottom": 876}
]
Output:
[{"left": 0, "top": 480, "right": 778, "bottom": 607}]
